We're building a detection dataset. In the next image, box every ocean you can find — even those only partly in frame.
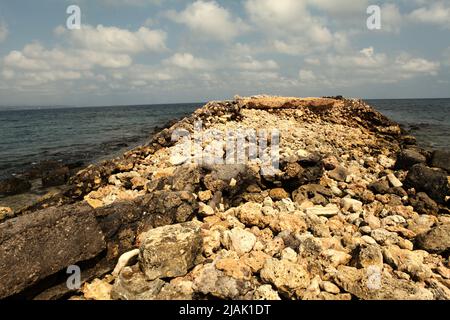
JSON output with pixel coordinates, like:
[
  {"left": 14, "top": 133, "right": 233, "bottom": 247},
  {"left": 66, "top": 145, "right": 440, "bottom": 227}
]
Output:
[
  {"left": 368, "top": 98, "right": 450, "bottom": 150},
  {"left": 0, "top": 99, "right": 449, "bottom": 179},
  {"left": 0, "top": 103, "right": 201, "bottom": 179}
]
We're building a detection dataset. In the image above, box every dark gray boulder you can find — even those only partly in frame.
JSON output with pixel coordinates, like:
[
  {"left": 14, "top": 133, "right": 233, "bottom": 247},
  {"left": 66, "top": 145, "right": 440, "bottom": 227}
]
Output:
[
  {"left": 395, "top": 149, "right": 427, "bottom": 170},
  {"left": 431, "top": 150, "right": 450, "bottom": 173},
  {"left": 0, "top": 203, "right": 106, "bottom": 299},
  {"left": 0, "top": 177, "right": 32, "bottom": 195},
  {"left": 404, "top": 164, "right": 449, "bottom": 204}
]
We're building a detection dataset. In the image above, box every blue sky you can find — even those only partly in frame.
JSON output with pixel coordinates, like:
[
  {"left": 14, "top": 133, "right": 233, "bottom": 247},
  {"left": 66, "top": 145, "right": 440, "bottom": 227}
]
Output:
[{"left": 0, "top": 0, "right": 449, "bottom": 106}]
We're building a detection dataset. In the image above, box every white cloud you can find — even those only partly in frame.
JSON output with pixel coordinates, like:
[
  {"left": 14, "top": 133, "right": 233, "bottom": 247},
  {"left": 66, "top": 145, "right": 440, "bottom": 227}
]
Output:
[
  {"left": 4, "top": 42, "right": 133, "bottom": 71},
  {"left": 396, "top": 55, "right": 440, "bottom": 75},
  {"left": 167, "top": 1, "right": 246, "bottom": 41},
  {"left": 235, "top": 56, "right": 279, "bottom": 71},
  {"left": 304, "top": 47, "right": 441, "bottom": 87},
  {"left": 163, "top": 53, "right": 212, "bottom": 70},
  {"left": 56, "top": 25, "right": 167, "bottom": 53},
  {"left": 408, "top": 2, "right": 450, "bottom": 28},
  {"left": 0, "top": 21, "right": 8, "bottom": 43}
]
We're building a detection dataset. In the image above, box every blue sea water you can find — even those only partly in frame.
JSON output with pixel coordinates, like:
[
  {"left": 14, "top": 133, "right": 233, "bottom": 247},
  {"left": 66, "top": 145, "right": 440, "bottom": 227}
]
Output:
[
  {"left": 0, "top": 103, "right": 200, "bottom": 179},
  {"left": 368, "top": 98, "right": 450, "bottom": 151},
  {"left": 0, "top": 99, "right": 449, "bottom": 179}
]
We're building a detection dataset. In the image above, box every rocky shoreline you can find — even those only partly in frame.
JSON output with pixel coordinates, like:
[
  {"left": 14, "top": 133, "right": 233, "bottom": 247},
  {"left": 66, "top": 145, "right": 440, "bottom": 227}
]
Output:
[{"left": 1, "top": 96, "right": 449, "bottom": 300}]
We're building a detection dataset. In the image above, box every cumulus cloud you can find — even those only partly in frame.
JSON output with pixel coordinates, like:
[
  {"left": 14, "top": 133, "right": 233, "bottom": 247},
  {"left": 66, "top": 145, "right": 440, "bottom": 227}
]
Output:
[
  {"left": 163, "top": 53, "right": 212, "bottom": 70},
  {"left": 408, "top": 2, "right": 450, "bottom": 28},
  {"left": 167, "top": 0, "right": 247, "bottom": 41},
  {"left": 304, "top": 47, "right": 441, "bottom": 87},
  {"left": 56, "top": 25, "right": 167, "bottom": 53},
  {"left": 235, "top": 56, "right": 279, "bottom": 71}
]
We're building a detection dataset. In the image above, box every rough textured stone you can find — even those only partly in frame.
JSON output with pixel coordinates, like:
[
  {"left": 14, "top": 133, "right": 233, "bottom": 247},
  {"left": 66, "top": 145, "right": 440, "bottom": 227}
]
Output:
[
  {"left": 0, "top": 177, "right": 31, "bottom": 195},
  {"left": 333, "top": 266, "right": 433, "bottom": 300},
  {"left": 260, "top": 258, "right": 310, "bottom": 292},
  {"left": 416, "top": 224, "right": 450, "bottom": 254},
  {"left": 139, "top": 222, "right": 202, "bottom": 280},
  {"left": 0, "top": 203, "right": 106, "bottom": 299},
  {"left": 431, "top": 150, "right": 450, "bottom": 173},
  {"left": 111, "top": 267, "right": 165, "bottom": 300},
  {"left": 229, "top": 228, "right": 256, "bottom": 255},
  {"left": 404, "top": 164, "right": 449, "bottom": 204},
  {"left": 395, "top": 149, "right": 427, "bottom": 169}
]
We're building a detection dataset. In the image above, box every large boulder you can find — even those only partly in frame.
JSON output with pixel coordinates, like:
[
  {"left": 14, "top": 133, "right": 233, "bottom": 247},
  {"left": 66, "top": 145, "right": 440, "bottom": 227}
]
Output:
[
  {"left": 404, "top": 164, "right": 449, "bottom": 204},
  {"left": 395, "top": 149, "right": 427, "bottom": 170},
  {"left": 0, "top": 177, "right": 32, "bottom": 195},
  {"left": 431, "top": 150, "right": 450, "bottom": 173},
  {"left": 416, "top": 223, "right": 450, "bottom": 254},
  {"left": 139, "top": 222, "right": 203, "bottom": 280},
  {"left": 0, "top": 203, "right": 106, "bottom": 299}
]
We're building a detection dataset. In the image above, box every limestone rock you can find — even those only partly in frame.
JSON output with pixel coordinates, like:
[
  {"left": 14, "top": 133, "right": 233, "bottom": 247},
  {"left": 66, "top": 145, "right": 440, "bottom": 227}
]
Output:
[
  {"left": 139, "top": 222, "right": 202, "bottom": 280},
  {"left": 333, "top": 266, "right": 433, "bottom": 300},
  {"left": 253, "top": 285, "right": 281, "bottom": 300},
  {"left": 260, "top": 258, "right": 310, "bottom": 293},
  {"left": 229, "top": 228, "right": 256, "bottom": 255}
]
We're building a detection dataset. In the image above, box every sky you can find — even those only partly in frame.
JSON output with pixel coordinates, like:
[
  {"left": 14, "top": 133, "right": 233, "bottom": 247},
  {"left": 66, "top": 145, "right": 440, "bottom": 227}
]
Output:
[{"left": 0, "top": 0, "right": 449, "bottom": 106}]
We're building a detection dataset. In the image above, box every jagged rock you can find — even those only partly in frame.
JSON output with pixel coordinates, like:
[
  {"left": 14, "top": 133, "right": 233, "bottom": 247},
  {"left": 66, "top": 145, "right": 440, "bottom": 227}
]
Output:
[
  {"left": 253, "top": 285, "right": 281, "bottom": 300},
  {"left": 355, "top": 244, "right": 383, "bottom": 268},
  {"left": 382, "top": 245, "right": 432, "bottom": 281},
  {"left": 306, "top": 204, "right": 339, "bottom": 217},
  {"left": 341, "top": 198, "right": 363, "bottom": 213},
  {"left": 228, "top": 228, "right": 257, "bottom": 255},
  {"left": 333, "top": 266, "right": 434, "bottom": 300},
  {"left": 138, "top": 191, "right": 198, "bottom": 229},
  {"left": 395, "top": 149, "right": 427, "bottom": 169},
  {"left": 0, "top": 177, "right": 31, "bottom": 195},
  {"left": 409, "top": 192, "right": 439, "bottom": 215},
  {"left": 328, "top": 165, "right": 349, "bottom": 182},
  {"left": 215, "top": 258, "right": 253, "bottom": 280},
  {"left": 416, "top": 224, "right": 450, "bottom": 254},
  {"left": 430, "top": 150, "right": 450, "bottom": 173},
  {"left": 192, "top": 264, "right": 252, "bottom": 299},
  {"left": 198, "top": 190, "right": 213, "bottom": 202},
  {"left": 320, "top": 249, "right": 352, "bottom": 268},
  {"left": 269, "top": 188, "right": 290, "bottom": 201},
  {"left": 293, "top": 184, "right": 332, "bottom": 206},
  {"left": 82, "top": 279, "right": 113, "bottom": 300},
  {"left": 111, "top": 266, "right": 165, "bottom": 300},
  {"left": 260, "top": 258, "right": 310, "bottom": 294},
  {"left": 321, "top": 281, "right": 341, "bottom": 294},
  {"left": 387, "top": 173, "right": 403, "bottom": 188},
  {"left": 404, "top": 164, "right": 449, "bottom": 204},
  {"left": 139, "top": 222, "right": 202, "bottom": 280},
  {"left": 237, "top": 202, "right": 264, "bottom": 227},
  {"left": 371, "top": 228, "right": 399, "bottom": 246},
  {"left": 369, "top": 179, "right": 390, "bottom": 195}
]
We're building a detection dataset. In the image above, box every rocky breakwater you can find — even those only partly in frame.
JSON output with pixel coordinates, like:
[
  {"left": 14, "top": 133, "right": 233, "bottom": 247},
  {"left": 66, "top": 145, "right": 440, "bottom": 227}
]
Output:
[{"left": 1, "top": 95, "right": 449, "bottom": 300}]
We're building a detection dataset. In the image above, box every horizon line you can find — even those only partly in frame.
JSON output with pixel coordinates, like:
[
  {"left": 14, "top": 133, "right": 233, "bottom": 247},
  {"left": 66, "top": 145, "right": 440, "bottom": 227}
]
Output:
[{"left": 1, "top": 97, "right": 450, "bottom": 110}]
